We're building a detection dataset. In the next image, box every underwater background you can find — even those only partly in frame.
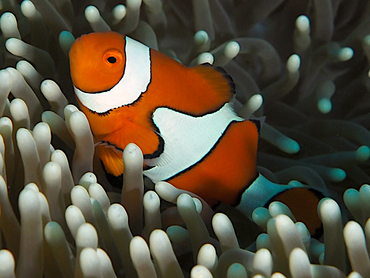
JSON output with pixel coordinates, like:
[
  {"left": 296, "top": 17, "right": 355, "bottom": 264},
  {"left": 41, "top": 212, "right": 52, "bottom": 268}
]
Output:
[{"left": 0, "top": 0, "right": 370, "bottom": 277}]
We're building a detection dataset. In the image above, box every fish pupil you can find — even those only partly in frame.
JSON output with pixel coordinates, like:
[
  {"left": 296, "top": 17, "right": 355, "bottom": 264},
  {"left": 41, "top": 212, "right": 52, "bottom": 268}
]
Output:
[{"left": 107, "top": 56, "right": 117, "bottom": 64}]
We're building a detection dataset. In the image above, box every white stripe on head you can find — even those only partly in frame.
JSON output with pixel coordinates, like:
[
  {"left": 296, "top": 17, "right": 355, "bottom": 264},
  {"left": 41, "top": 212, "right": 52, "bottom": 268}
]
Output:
[{"left": 74, "top": 37, "right": 151, "bottom": 113}]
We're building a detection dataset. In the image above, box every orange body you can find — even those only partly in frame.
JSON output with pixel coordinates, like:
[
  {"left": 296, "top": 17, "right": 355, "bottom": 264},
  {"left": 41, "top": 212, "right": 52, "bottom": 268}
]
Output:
[{"left": 69, "top": 31, "right": 259, "bottom": 206}]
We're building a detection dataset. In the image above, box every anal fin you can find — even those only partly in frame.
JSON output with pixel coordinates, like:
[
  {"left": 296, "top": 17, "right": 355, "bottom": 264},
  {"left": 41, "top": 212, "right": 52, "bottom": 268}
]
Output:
[{"left": 97, "top": 145, "right": 124, "bottom": 177}]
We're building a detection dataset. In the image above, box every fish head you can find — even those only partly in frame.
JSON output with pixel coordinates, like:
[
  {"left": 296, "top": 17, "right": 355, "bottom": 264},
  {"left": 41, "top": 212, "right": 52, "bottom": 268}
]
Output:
[{"left": 69, "top": 31, "right": 126, "bottom": 93}]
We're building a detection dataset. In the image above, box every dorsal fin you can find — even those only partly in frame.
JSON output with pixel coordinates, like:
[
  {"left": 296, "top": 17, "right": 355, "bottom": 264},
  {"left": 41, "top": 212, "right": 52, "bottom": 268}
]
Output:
[
  {"left": 201, "top": 63, "right": 236, "bottom": 94},
  {"left": 191, "top": 63, "right": 235, "bottom": 101}
]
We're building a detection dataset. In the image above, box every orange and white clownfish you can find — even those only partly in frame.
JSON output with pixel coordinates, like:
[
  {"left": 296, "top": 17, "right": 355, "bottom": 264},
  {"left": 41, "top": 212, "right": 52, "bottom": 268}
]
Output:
[{"left": 69, "top": 31, "right": 323, "bottom": 235}]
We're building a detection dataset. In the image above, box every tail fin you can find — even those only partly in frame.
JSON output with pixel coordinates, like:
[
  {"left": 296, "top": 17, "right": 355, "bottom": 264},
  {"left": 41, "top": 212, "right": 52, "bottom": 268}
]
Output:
[{"left": 236, "top": 174, "right": 324, "bottom": 236}]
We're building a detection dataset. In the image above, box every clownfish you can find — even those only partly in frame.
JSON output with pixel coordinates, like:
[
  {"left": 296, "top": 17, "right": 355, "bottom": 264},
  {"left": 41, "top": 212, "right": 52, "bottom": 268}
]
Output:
[{"left": 69, "top": 31, "right": 323, "bottom": 235}]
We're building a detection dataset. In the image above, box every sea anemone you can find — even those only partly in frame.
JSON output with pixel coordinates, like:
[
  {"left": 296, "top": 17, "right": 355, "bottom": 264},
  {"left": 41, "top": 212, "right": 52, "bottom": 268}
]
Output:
[{"left": 0, "top": 0, "right": 370, "bottom": 277}]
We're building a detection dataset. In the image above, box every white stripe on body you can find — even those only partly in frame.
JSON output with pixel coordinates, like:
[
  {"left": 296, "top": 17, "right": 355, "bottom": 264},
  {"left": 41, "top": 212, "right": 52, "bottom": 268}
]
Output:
[{"left": 144, "top": 103, "right": 243, "bottom": 182}]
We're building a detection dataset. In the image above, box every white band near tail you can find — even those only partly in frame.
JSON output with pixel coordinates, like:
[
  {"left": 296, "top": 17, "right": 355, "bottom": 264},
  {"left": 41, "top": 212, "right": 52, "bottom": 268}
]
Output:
[{"left": 74, "top": 36, "right": 151, "bottom": 113}]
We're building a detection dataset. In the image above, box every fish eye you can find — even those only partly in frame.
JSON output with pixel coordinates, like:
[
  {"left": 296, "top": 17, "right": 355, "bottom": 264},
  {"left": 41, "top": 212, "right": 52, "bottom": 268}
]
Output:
[
  {"left": 103, "top": 50, "right": 123, "bottom": 66},
  {"left": 107, "top": 56, "right": 116, "bottom": 64}
]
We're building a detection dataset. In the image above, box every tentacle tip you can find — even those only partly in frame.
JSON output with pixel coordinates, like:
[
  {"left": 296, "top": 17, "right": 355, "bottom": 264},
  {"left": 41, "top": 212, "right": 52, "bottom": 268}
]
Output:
[
  {"left": 295, "top": 15, "right": 310, "bottom": 32},
  {"left": 317, "top": 98, "right": 332, "bottom": 114},
  {"left": 279, "top": 138, "right": 300, "bottom": 154},
  {"left": 287, "top": 54, "right": 301, "bottom": 73},
  {"left": 338, "top": 47, "right": 354, "bottom": 61},
  {"left": 329, "top": 168, "right": 346, "bottom": 182},
  {"left": 356, "top": 145, "right": 370, "bottom": 162}
]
